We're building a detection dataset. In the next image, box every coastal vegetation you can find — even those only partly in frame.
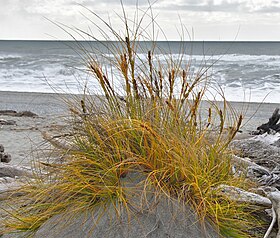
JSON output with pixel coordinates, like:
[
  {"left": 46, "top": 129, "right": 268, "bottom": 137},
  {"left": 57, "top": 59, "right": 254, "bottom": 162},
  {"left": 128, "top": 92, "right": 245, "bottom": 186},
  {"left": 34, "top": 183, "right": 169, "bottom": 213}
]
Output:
[{"left": 1, "top": 4, "right": 264, "bottom": 237}]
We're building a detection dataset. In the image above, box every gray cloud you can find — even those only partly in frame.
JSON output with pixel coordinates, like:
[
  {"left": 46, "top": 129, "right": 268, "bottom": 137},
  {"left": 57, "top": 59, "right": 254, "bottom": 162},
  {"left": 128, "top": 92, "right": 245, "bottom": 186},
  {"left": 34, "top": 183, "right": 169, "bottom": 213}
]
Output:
[
  {"left": 70, "top": 0, "right": 152, "bottom": 6},
  {"left": 154, "top": 0, "right": 280, "bottom": 14},
  {"left": 252, "top": 6, "right": 280, "bottom": 13},
  {"left": 157, "top": 0, "right": 250, "bottom": 13},
  {"left": 2, "top": 0, "right": 280, "bottom": 40}
]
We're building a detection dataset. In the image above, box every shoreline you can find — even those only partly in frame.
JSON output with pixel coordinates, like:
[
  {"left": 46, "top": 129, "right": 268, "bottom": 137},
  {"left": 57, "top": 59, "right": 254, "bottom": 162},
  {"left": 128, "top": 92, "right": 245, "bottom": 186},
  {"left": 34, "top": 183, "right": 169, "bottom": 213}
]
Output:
[
  {"left": 1, "top": 90, "right": 280, "bottom": 105},
  {"left": 1, "top": 90, "right": 279, "bottom": 130}
]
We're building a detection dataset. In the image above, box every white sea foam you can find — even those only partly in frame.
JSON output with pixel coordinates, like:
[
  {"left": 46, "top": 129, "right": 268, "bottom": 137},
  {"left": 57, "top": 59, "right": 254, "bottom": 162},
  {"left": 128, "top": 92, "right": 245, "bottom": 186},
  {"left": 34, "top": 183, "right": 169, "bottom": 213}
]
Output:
[
  {"left": 1, "top": 42, "right": 280, "bottom": 103},
  {"left": 127, "top": 53, "right": 280, "bottom": 64},
  {"left": 0, "top": 54, "right": 22, "bottom": 60}
]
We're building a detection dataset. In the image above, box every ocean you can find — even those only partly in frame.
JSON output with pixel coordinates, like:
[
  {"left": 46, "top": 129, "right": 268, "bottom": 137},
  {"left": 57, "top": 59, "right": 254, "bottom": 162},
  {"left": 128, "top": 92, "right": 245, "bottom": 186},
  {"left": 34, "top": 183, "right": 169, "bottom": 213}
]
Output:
[{"left": 0, "top": 40, "right": 280, "bottom": 103}]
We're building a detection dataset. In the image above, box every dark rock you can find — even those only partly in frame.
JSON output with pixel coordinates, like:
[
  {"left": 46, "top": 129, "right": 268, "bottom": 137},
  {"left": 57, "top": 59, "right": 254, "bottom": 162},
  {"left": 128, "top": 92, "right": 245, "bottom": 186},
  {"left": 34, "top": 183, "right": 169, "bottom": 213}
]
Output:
[
  {"left": 0, "top": 110, "right": 17, "bottom": 115},
  {"left": 0, "top": 110, "right": 38, "bottom": 117},
  {"left": 255, "top": 108, "right": 280, "bottom": 134},
  {"left": 0, "top": 144, "right": 4, "bottom": 152},
  {"left": 0, "top": 165, "right": 31, "bottom": 178},
  {"left": 0, "top": 119, "right": 16, "bottom": 125},
  {"left": 0, "top": 153, "right": 11, "bottom": 163},
  {"left": 16, "top": 111, "right": 38, "bottom": 117}
]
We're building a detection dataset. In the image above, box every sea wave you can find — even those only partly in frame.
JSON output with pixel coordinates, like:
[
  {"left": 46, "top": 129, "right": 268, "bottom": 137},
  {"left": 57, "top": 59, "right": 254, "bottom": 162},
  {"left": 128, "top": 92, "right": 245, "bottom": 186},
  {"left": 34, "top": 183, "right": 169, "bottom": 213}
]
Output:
[
  {"left": 1, "top": 50, "right": 280, "bottom": 103},
  {"left": 0, "top": 54, "right": 22, "bottom": 61}
]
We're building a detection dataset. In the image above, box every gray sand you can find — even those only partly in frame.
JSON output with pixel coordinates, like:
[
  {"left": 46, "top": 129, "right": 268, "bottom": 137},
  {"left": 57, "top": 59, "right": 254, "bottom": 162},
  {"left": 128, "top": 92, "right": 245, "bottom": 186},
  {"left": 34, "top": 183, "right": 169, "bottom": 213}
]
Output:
[{"left": 0, "top": 91, "right": 70, "bottom": 166}]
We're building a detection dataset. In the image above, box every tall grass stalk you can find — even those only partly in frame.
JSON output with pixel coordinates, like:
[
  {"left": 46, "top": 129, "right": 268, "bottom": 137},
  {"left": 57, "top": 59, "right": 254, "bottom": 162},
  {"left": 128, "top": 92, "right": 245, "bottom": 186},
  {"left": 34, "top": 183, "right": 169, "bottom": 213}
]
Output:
[{"left": 1, "top": 3, "right": 263, "bottom": 237}]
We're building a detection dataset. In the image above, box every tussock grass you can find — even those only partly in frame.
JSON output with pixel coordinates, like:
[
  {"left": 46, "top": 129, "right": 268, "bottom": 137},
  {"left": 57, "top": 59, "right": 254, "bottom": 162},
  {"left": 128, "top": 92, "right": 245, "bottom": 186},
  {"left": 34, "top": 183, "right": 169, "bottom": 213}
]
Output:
[{"left": 1, "top": 3, "right": 263, "bottom": 237}]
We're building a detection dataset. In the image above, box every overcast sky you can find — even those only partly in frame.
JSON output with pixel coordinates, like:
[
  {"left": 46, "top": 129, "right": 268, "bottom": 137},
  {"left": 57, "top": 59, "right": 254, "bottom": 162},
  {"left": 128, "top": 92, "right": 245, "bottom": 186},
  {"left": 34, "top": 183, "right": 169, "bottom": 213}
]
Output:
[{"left": 1, "top": 0, "right": 280, "bottom": 41}]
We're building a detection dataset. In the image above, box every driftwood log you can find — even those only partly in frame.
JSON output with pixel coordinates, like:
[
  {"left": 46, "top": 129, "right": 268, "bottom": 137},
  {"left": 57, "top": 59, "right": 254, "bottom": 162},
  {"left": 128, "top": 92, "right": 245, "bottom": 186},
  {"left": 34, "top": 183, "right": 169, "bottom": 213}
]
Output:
[
  {"left": 41, "top": 131, "right": 77, "bottom": 151},
  {"left": 255, "top": 108, "right": 280, "bottom": 134},
  {"left": 0, "top": 119, "right": 16, "bottom": 126},
  {"left": 261, "top": 187, "right": 280, "bottom": 238}
]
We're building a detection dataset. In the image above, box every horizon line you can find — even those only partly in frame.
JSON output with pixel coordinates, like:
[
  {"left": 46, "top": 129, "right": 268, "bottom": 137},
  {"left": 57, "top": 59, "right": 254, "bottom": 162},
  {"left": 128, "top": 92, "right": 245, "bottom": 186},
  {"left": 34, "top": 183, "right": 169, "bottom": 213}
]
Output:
[{"left": 1, "top": 39, "right": 280, "bottom": 43}]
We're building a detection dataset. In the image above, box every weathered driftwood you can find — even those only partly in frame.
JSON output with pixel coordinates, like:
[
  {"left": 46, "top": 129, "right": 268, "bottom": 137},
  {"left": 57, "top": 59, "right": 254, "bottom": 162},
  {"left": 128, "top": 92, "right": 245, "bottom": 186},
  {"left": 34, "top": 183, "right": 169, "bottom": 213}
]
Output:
[
  {"left": 232, "top": 155, "right": 263, "bottom": 169},
  {"left": 264, "top": 207, "right": 276, "bottom": 238},
  {"left": 0, "top": 119, "right": 16, "bottom": 126},
  {"left": 41, "top": 131, "right": 77, "bottom": 151},
  {"left": 217, "top": 185, "right": 280, "bottom": 237},
  {"left": 0, "top": 177, "right": 14, "bottom": 184},
  {"left": 217, "top": 184, "right": 271, "bottom": 206},
  {"left": 232, "top": 154, "right": 267, "bottom": 175},
  {"left": 260, "top": 187, "right": 280, "bottom": 238},
  {"left": 231, "top": 155, "right": 280, "bottom": 236},
  {"left": 231, "top": 135, "right": 280, "bottom": 171},
  {"left": 232, "top": 155, "right": 280, "bottom": 190},
  {"left": 255, "top": 108, "right": 280, "bottom": 134}
]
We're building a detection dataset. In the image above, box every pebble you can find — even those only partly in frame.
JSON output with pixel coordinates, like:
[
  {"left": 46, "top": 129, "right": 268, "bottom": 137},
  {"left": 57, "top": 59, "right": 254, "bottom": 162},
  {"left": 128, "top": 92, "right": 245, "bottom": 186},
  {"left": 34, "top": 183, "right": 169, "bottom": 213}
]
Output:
[
  {"left": 0, "top": 145, "right": 11, "bottom": 163},
  {"left": 0, "top": 153, "right": 11, "bottom": 163},
  {"left": 0, "top": 144, "right": 4, "bottom": 153}
]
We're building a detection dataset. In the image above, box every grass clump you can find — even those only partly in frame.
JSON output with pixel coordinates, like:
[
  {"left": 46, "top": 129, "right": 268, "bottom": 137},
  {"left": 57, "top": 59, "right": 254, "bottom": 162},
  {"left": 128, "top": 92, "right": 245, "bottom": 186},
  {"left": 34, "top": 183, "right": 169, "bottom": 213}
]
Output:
[{"left": 1, "top": 4, "right": 263, "bottom": 237}]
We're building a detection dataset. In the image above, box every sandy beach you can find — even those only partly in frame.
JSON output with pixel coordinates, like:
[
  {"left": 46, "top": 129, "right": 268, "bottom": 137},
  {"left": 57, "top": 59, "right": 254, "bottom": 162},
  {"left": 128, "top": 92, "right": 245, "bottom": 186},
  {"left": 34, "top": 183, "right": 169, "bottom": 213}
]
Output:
[
  {"left": 0, "top": 91, "right": 70, "bottom": 167},
  {"left": 0, "top": 90, "right": 280, "bottom": 167}
]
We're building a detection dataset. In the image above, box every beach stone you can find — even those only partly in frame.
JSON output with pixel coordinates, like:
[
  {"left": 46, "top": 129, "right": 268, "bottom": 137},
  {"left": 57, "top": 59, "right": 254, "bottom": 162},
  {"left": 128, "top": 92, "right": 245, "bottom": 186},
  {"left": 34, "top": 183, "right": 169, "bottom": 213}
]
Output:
[
  {"left": 0, "top": 153, "right": 11, "bottom": 163},
  {"left": 0, "top": 144, "right": 4, "bottom": 153},
  {"left": 0, "top": 110, "right": 38, "bottom": 117},
  {"left": 16, "top": 111, "right": 38, "bottom": 117},
  {"left": 0, "top": 165, "right": 31, "bottom": 178}
]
